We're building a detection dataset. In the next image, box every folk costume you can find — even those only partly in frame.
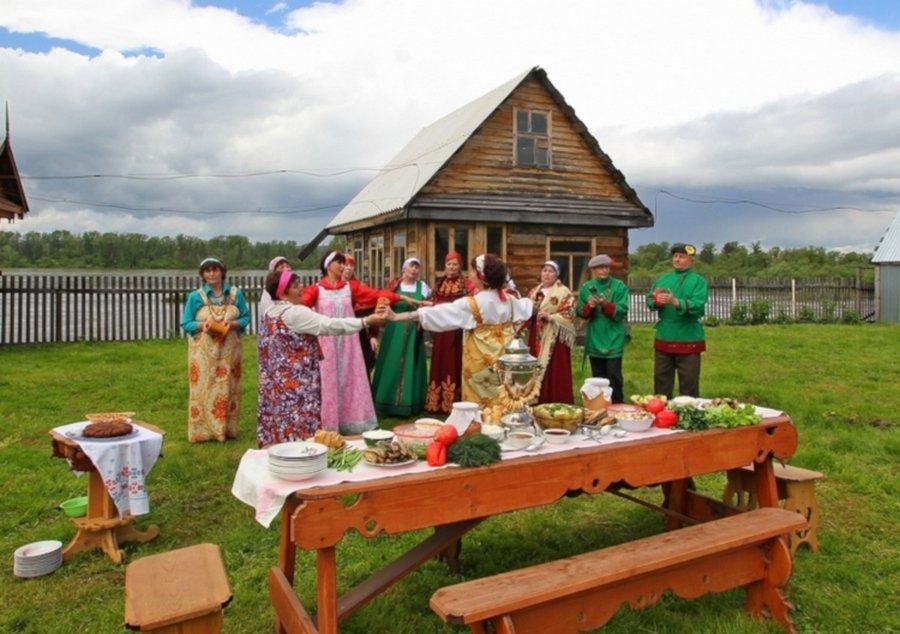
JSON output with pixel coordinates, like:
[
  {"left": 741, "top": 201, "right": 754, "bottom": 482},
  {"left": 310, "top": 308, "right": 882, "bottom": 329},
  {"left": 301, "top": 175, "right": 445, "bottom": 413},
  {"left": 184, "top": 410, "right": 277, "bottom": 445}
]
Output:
[
  {"left": 425, "top": 253, "right": 473, "bottom": 414},
  {"left": 372, "top": 277, "right": 432, "bottom": 417},
  {"left": 181, "top": 275, "right": 250, "bottom": 443},
  {"left": 417, "top": 289, "right": 534, "bottom": 409},
  {"left": 646, "top": 243, "right": 709, "bottom": 398},
  {"left": 527, "top": 278, "right": 577, "bottom": 404},
  {"left": 256, "top": 297, "right": 371, "bottom": 448},
  {"left": 576, "top": 266, "right": 630, "bottom": 403},
  {"left": 300, "top": 277, "right": 401, "bottom": 435}
]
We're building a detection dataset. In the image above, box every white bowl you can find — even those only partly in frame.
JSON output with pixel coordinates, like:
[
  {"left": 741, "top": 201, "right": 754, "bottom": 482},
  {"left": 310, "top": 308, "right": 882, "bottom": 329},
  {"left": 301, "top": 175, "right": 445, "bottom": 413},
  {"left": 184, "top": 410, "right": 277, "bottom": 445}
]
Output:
[
  {"left": 615, "top": 415, "right": 654, "bottom": 433},
  {"left": 542, "top": 428, "right": 571, "bottom": 444},
  {"left": 362, "top": 429, "right": 395, "bottom": 447},
  {"left": 480, "top": 424, "right": 505, "bottom": 442},
  {"left": 505, "top": 430, "right": 536, "bottom": 449},
  {"left": 267, "top": 441, "right": 328, "bottom": 460}
]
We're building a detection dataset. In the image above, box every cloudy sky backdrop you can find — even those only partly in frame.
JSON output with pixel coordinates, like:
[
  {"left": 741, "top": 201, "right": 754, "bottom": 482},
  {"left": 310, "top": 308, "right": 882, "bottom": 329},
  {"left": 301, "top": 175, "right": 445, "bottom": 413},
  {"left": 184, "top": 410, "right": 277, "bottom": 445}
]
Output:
[{"left": 2, "top": 0, "right": 899, "bottom": 253}]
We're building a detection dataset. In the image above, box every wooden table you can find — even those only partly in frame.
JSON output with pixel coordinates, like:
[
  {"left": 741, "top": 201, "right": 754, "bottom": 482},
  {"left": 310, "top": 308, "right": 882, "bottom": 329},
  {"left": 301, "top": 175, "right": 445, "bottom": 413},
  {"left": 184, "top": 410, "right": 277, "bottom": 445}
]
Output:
[
  {"left": 270, "top": 415, "right": 798, "bottom": 633},
  {"left": 49, "top": 422, "right": 164, "bottom": 564}
]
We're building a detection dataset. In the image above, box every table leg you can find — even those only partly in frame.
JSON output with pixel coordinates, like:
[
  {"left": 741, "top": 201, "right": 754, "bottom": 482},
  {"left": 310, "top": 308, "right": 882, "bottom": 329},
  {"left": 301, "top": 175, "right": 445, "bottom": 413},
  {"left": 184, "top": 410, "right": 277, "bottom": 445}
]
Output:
[
  {"left": 753, "top": 459, "right": 779, "bottom": 508},
  {"left": 316, "top": 547, "right": 338, "bottom": 634},
  {"left": 61, "top": 469, "right": 158, "bottom": 564}
]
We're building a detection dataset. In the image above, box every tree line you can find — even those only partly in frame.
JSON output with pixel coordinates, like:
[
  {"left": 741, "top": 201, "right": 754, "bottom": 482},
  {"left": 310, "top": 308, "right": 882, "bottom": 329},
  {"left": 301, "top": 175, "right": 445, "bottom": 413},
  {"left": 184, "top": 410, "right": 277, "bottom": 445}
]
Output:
[
  {"left": 0, "top": 230, "right": 346, "bottom": 271},
  {"left": 629, "top": 240, "right": 873, "bottom": 280},
  {"left": 0, "top": 230, "right": 874, "bottom": 279}
]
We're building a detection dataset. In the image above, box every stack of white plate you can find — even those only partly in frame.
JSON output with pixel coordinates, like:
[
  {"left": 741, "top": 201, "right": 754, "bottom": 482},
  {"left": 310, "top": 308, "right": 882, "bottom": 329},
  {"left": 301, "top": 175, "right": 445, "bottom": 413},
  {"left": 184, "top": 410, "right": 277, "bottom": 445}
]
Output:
[
  {"left": 267, "top": 441, "right": 328, "bottom": 481},
  {"left": 14, "top": 540, "right": 63, "bottom": 579}
]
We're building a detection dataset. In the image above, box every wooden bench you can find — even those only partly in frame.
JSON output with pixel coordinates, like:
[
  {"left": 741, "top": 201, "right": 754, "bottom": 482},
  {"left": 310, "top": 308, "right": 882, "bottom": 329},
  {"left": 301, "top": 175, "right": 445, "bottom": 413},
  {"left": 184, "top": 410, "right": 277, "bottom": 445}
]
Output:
[
  {"left": 723, "top": 463, "right": 823, "bottom": 554},
  {"left": 124, "top": 543, "right": 232, "bottom": 633},
  {"left": 430, "top": 507, "right": 806, "bottom": 634}
]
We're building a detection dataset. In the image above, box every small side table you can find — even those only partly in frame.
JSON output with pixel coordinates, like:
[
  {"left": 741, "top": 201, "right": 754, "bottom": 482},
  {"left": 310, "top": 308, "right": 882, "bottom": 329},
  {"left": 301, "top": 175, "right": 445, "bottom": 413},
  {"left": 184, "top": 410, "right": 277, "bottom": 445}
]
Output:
[{"left": 50, "top": 422, "right": 164, "bottom": 564}]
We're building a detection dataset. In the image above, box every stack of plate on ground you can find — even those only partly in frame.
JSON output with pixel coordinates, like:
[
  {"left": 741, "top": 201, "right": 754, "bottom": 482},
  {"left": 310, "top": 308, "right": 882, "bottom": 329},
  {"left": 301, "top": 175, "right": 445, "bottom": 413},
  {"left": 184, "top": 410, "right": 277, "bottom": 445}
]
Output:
[
  {"left": 267, "top": 441, "right": 328, "bottom": 481},
  {"left": 14, "top": 540, "right": 63, "bottom": 579}
]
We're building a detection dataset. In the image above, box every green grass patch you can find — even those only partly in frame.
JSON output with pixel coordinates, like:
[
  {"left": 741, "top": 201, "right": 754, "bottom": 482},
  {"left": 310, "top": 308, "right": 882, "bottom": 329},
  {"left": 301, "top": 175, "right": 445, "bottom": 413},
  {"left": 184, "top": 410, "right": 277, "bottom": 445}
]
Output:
[{"left": 1, "top": 325, "right": 899, "bottom": 632}]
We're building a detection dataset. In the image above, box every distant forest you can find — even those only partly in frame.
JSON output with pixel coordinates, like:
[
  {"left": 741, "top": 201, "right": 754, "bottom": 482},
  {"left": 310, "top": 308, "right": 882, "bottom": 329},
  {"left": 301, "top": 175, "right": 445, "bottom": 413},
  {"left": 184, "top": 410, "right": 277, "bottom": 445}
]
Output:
[
  {"left": 0, "top": 230, "right": 874, "bottom": 280},
  {"left": 0, "top": 230, "right": 346, "bottom": 272}
]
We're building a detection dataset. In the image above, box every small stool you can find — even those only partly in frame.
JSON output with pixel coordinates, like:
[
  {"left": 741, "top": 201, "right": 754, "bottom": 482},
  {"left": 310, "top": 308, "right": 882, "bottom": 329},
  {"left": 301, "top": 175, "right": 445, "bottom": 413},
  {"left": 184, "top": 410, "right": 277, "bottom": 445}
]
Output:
[
  {"left": 723, "top": 463, "right": 823, "bottom": 555},
  {"left": 125, "top": 543, "right": 231, "bottom": 633}
]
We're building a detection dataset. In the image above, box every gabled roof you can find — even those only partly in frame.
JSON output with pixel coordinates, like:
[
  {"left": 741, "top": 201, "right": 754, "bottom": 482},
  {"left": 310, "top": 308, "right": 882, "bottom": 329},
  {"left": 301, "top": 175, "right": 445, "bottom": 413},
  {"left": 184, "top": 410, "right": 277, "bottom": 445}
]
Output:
[
  {"left": 872, "top": 211, "right": 900, "bottom": 264},
  {"left": 326, "top": 66, "right": 649, "bottom": 231},
  {"left": 0, "top": 107, "right": 29, "bottom": 222}
]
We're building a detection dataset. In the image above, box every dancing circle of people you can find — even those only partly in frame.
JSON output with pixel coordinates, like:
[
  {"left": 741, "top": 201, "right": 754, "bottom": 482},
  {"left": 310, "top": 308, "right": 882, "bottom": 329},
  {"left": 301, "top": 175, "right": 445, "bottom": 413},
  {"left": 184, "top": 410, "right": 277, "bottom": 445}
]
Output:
[{"left": 180, "top": 245, "right": 709, "bottom": 446}]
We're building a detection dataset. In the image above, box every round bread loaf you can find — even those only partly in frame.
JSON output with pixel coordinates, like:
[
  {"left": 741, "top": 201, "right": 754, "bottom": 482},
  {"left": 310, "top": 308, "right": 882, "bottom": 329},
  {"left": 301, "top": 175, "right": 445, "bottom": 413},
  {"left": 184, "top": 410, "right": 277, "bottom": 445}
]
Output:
[{"left": 83, "top": 419, "right": 134, "bottom": 438}]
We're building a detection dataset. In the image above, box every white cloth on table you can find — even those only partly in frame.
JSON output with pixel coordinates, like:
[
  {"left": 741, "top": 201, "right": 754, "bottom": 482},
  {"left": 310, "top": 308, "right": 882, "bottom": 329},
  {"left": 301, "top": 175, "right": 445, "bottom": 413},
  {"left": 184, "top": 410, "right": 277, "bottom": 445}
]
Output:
[
  {"left": 231, "top": 429, "right": 679, "bottom": 528},
  {"left": 53, "top": 422, "right": 164, "bottom": 516}
]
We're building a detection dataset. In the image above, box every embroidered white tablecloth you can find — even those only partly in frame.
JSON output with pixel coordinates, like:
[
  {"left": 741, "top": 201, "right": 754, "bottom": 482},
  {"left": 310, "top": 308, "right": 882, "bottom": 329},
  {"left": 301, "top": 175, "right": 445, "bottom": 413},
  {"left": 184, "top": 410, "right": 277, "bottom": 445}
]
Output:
[{"left": 53, "top": 422, "right": 164, "bottom": 516}]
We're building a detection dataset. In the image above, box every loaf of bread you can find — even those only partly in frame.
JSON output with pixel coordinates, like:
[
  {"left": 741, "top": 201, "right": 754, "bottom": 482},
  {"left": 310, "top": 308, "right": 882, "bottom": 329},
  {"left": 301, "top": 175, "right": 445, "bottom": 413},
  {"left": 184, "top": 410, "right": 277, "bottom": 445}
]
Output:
[{"left": 83, "top": 419, "right": 134, "bottom": 438}]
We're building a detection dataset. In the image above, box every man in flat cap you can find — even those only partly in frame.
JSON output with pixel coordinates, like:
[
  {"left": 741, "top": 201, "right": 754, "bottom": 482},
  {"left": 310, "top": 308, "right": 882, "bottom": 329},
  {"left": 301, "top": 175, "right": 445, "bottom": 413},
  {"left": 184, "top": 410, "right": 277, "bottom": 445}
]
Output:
[
  {"left": 576, "top": 254, "right": 629, "bottom": 403},
  {"left": 646, "top": 243, "right": 709, "bottom": 398}
]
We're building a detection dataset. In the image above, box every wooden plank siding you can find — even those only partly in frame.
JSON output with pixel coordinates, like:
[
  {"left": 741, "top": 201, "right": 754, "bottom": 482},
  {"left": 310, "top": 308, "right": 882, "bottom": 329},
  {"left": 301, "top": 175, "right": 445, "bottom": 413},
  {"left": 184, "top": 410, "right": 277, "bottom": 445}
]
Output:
[{"left": 421, "top": 79, "right": 626, "bottom": 200}]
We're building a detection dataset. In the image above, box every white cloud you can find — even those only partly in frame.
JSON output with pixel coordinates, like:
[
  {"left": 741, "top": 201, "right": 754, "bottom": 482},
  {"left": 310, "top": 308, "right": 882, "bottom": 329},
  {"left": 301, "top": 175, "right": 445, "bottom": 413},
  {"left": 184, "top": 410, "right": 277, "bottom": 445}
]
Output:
[{"left": 2, "top": 0, "right": 899, "bottom": 251}]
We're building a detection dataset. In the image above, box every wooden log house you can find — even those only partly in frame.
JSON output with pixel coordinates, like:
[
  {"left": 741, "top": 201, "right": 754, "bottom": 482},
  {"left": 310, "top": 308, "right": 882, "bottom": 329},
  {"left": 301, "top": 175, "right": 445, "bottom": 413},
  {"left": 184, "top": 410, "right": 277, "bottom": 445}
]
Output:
[{"left": 314, "top": 66, "right": 652, "bottom": 290}]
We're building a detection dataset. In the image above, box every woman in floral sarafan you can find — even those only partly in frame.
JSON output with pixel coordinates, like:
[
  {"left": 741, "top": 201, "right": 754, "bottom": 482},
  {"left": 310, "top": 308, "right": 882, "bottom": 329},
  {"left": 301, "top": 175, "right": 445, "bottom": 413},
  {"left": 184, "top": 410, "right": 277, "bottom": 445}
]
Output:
[
  {"left": 526, "top": 260, "right": 577, "bottom": 404},
  {"left": 180, "top": 257, "right": 250, "bottom": 442}
]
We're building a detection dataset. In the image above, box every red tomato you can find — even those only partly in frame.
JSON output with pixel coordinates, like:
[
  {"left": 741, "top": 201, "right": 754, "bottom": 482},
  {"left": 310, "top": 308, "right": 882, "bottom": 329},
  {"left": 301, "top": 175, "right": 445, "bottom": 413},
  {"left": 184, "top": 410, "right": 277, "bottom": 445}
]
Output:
[
  {"left": 645, "top": 398, "right": 666, "bottom": 414},
  {"left": 425, "top": 441, "right": 447, "bottom": 466},
  {"left": 434, "top": 424, "right": 459, "bottom": 446},
  {"left": 655, "top": 409, "right": 679, "bottom": 428}
]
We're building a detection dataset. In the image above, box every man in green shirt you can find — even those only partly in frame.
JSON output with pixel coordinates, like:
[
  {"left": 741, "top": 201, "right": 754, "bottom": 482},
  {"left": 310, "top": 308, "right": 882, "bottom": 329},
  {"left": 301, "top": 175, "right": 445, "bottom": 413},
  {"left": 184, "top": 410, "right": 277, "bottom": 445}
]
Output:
[
  {"left": 646, "top": 243, "right": 708, "bottom": 398},
  {"left": 577, "top": 254, "right": 629, "bottom": 403}
]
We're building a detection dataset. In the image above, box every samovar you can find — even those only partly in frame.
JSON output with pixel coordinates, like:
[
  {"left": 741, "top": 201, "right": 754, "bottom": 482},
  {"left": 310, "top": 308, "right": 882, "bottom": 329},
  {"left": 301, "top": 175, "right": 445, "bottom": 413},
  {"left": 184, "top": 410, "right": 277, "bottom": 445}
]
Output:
[{"left": 495, "top": 337, "right": 543, "bottom": 434}]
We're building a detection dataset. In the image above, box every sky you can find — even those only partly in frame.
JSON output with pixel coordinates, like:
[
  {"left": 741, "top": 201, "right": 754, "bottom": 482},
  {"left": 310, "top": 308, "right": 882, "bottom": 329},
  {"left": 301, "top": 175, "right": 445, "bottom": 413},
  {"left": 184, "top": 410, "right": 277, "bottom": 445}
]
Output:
[{"left": 2, "top": 0, "right": 900, "bottom": 255}]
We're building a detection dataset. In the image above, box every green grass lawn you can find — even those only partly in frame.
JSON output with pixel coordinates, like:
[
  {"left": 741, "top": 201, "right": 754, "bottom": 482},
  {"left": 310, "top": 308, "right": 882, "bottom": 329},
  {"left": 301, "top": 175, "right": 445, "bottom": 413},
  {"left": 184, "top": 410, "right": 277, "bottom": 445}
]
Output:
[{"left": 1, "top": 324, "right": 898, "bottom": 633}]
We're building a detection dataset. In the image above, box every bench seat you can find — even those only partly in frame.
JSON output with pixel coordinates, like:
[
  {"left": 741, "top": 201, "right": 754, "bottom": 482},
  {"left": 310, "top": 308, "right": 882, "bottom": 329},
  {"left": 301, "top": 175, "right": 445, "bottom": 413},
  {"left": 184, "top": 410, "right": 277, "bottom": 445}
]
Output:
[
  {"left": 724, "top": 462, "right": 824, "bottom": 554},
  {"left": 430, "top": 507, "right": 806, "bottom": 634}
]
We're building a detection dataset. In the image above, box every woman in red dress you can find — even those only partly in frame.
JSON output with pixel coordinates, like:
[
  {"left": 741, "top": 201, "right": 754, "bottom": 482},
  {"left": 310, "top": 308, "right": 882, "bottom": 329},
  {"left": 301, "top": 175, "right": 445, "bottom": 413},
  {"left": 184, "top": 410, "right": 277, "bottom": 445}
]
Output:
[
  {"left": 424, "top": 252, "right": 473, "bottom": 414},
  {"left": 526, "top": 260, "right": 577, "bottom": 404}
]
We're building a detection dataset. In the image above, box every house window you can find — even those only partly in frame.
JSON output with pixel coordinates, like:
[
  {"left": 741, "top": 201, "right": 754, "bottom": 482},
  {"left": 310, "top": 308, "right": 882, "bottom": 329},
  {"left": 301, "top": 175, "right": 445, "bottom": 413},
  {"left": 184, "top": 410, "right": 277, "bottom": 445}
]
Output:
[
  {"left": 350, "top": 239, "right": 363, "bottom": 276},
  {"left": 486, "top": 226, "right": 505, "bottom": 259},
  {"left": 549, "top": 239, "right": 592, "bottom": 290},
  {"left": 368, "top": 235, "right": 385, "bottom": 287},
  {"left": 392, "top": 230, "right": 406, "bottom": 281},
  {"left": 434, "top": 226, "right": 471, "bottom": 270},
  {"left": 515, "top": 109, "right": 551, "bottom": 167}
]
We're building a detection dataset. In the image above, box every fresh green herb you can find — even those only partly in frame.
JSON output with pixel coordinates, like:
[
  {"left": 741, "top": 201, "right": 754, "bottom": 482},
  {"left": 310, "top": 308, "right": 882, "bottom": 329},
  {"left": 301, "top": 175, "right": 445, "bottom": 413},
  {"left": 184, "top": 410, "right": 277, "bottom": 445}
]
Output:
[
  {"left": 448, "top": 434, "right": 502, "bottom": 467},
  {"left": 704, "top": 404, "right": 762, "bottom": 428},
  {"left": 671, "top": 405, "right": 709, "bottom": 431}
]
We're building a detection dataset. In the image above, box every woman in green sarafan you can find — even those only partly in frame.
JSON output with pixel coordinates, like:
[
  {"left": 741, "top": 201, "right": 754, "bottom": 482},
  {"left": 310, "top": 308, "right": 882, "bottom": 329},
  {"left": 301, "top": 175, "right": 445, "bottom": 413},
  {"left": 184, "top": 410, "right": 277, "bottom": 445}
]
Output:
[{"left": 372, "top": 257, "right": 433, "bottom": 417}]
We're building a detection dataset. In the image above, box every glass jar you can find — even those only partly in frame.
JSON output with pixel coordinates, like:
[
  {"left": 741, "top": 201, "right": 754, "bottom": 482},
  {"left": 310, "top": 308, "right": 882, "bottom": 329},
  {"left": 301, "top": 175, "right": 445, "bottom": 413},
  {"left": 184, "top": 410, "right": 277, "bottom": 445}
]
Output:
[{"left": 446, "top": 401, "right": 482, "bottom": 435}]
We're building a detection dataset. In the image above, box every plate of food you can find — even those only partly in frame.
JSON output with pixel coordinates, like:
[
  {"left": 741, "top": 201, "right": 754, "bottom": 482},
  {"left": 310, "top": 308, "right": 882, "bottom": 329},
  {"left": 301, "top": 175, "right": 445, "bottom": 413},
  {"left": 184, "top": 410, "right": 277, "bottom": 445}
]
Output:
[
  {"left": 365, "top": 458, "right": 417, "bottom": 468},
  {"left": 67, "top": 420, "right": 138, "bottom": 441}
]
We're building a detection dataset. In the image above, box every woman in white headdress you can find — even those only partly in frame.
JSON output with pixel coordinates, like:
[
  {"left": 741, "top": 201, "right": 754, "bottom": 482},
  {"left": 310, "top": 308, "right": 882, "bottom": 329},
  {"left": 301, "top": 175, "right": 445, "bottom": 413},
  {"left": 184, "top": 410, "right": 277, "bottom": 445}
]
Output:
[
  {"left": 526, "top": 260, "right": 577, "bottom": 404},
  {"left": 371, "top": 257, "right": 433, "bottom": 416}
]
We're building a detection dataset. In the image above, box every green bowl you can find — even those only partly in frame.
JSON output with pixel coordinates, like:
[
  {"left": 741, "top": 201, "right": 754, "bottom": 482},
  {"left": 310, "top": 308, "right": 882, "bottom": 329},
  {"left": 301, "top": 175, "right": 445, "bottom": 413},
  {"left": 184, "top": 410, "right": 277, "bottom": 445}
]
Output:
[{"left": 60, "top": 496, "right": 88, "bottom": 518}]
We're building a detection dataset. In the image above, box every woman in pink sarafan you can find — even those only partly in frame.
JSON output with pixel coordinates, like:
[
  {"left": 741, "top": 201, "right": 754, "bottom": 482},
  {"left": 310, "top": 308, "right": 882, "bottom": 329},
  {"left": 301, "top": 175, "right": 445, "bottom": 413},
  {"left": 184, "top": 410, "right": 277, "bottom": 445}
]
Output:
[{"left": 299, "top": 251, "right": 423, "bottom": 434}]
